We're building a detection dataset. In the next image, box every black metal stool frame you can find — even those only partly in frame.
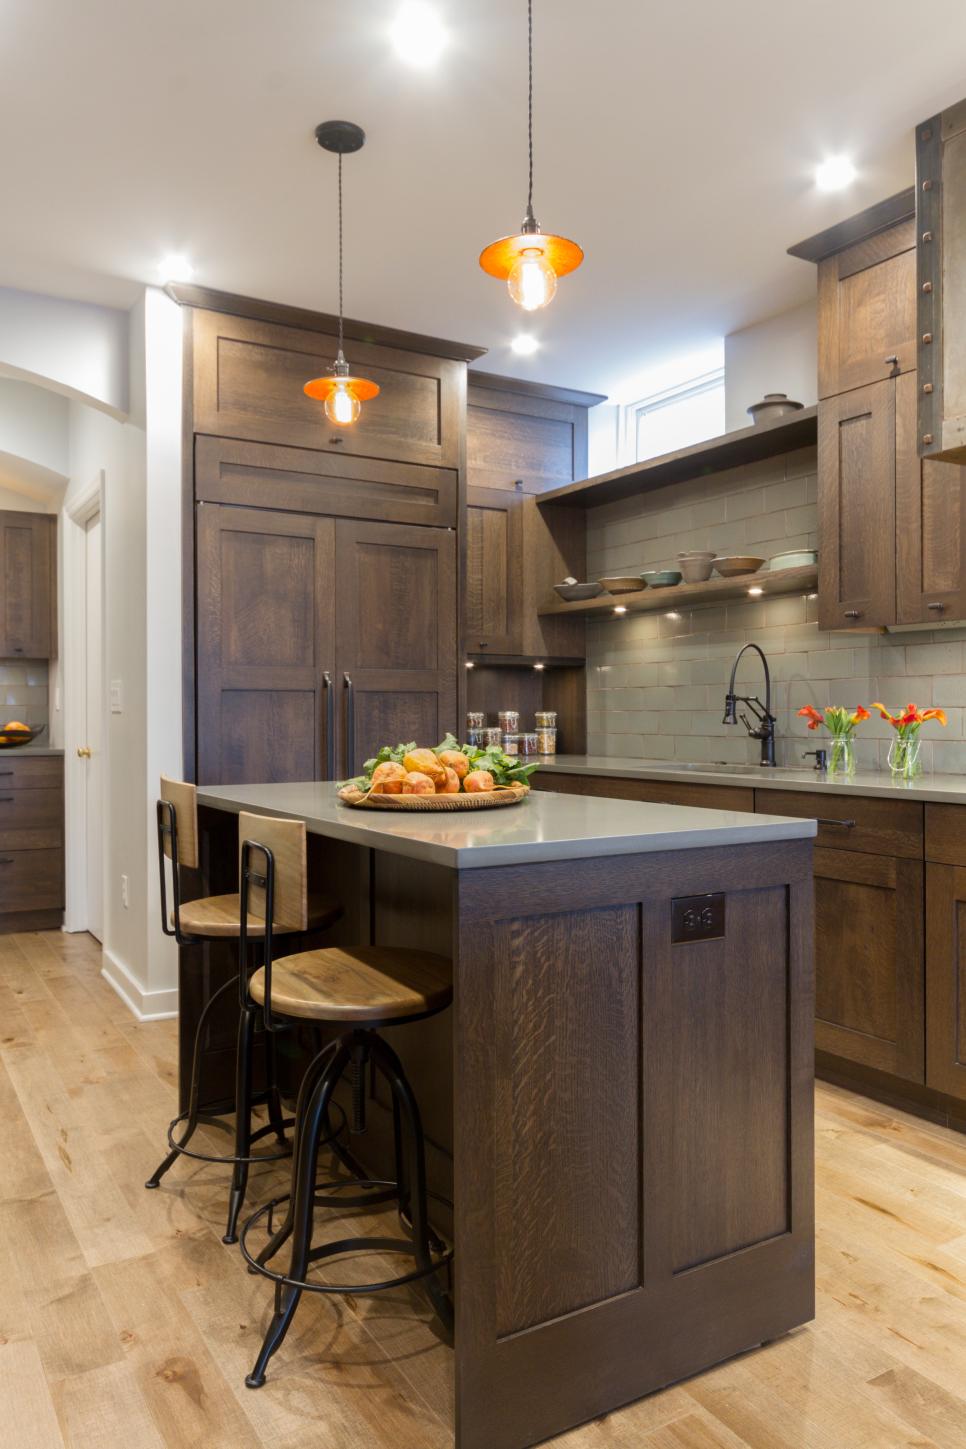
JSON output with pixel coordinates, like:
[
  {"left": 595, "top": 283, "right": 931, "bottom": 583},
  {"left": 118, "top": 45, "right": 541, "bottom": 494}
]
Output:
[
  {"left": 146, "top": 800, "right": 343, "bottom": 1245},
  {"left": 237, "top": 839, "right": 453, "bottom": 1390}
]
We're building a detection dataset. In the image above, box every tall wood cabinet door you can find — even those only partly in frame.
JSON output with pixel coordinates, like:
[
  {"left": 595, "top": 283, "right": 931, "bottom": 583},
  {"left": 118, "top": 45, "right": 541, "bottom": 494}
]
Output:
[
  {"left": 0, "top": 513, "right": 54, "bottom": 659},
  {"left": 334, "top": 521, "right": 457, "bottom": 775},
  {"left": 925, "top": 864, "right": 966, "bottom": 1102},
  {"left": 896, "top": 370, "right": 966, "bottom": 622},
  {"left": 196, "top": 504, "right": 336, "bottom": 785},
  {"left": 817, "top": 222, "right": 916, "bottom": 398},
  {"left": 465, "top": 486, "right": 523, "bottom": 655},
  {"left": 813, "top": 846, "right": 924, "bottom": 1081},
  {"left": 818, "top": 380, "right": 897, "bottom": 629}
]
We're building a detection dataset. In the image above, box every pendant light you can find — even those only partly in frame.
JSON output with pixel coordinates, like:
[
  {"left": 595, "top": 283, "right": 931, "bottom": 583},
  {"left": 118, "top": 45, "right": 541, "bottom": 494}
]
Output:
[
  {"left": 304, "top": 120, "right": 380, "bottom": 426},
  {"left": 479, "top": 0, "right": 583, "bottom": 311}
]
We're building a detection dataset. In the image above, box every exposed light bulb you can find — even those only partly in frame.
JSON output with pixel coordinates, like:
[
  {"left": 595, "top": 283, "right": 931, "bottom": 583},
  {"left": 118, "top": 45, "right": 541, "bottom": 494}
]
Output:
[
  {"left": 511, "top": 333, "right": 540, "bottom": 356},
  {"left": 507, "top": 248, "right": 557, "bottom": 311},
  {"left": 391, "top": 2, "right": 447, "bottom": 67},
  {"left": 815, "top": 155, "right": 857, "bottom": 192},
  {"left": 325, "top": 381, "right": 361, "bottom": 426},
  {"left": 158, "top": 252, "right": 194, "bottom": 283}
]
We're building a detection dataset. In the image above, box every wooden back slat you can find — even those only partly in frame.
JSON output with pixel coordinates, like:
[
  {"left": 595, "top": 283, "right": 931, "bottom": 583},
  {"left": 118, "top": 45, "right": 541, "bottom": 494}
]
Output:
[
  {"left": 238, "top": 812, "right": 307, "bottom": 932},
  {"left": 160, "top": 776, "right": 199, "bottom": 870}
]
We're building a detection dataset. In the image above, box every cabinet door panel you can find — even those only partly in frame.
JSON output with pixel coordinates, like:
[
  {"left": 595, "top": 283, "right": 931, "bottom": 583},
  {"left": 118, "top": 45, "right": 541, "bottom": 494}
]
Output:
[
  {"left": 467, "top": 402, "right": 578, "bottom": 493},
  {"left": 818, "top": 381, "right": 896, "bottom": 628},
  {"left": 0, "top": 513, "right": 54, "bottom": 659},
  {"left": 335, "top": 520, "right": 456, "bottom": 775},
  {"left": 193, "top": 310, "right": 462, "bottom": 470},
  {"left": 818, "top": 233, "right": 916, "bottom": 398},
  {"left": 926, "top": 863, "right": 966, "bottom": 1101},
  {"left": 813, "top": 846, "right": 924, "bottom": 1080},
  {"left": 896, "top": 369, "right": 966, "bottom": 622},
  {"left": 465, "top": 486, "right": 523, "bottom": 654},
  {"left": 196, "top": 505, "right": 336, "bottom": 784}
]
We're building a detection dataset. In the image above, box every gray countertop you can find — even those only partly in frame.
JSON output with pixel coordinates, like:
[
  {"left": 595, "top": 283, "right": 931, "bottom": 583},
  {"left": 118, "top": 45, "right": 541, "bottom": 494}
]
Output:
[
  {"left": 540, "top": 754, "right": 966, "bottom": 804},
  {"left": 197, "top": 780, "right": 815, "bottom": 870},
  {"left": 0, "top": 743, "right": 63, "bottom": 757}
]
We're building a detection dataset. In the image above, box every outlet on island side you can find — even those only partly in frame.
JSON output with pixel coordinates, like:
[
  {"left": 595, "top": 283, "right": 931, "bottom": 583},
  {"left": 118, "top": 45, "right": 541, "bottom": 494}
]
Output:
[{"left": 121, "top": 874, "right": 129, "bottom": 908}]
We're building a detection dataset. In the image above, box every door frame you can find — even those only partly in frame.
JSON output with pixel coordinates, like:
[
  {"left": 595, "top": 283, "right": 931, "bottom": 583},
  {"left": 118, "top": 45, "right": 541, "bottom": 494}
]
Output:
[{"left": 63, "top": 472, "right": 106, "bottom": 934}]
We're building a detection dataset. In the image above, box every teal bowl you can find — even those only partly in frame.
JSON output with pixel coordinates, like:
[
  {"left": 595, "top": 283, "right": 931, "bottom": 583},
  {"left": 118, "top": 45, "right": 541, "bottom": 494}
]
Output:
[{"left": 640, "top": 570, "right": 682, "bottom": 588}]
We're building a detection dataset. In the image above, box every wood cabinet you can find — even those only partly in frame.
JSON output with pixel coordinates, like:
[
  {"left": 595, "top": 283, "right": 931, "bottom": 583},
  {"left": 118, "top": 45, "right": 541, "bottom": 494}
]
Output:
[
  {"left": 532, "top": 771, "right": 754, "bottom": 813},
  {"left": 0, "top": 753, "right": 63, "bottom": 931},
  {"left": 196, "top": 504, "right": 456, "bottom": 784},
  {"left": 812, "top": 846, "right": 924, "bottom": 1080},
  {"left": 817, "top": 219, "right": 916, "bottom": 398},
  {"left": 465, "top": 486, "right": 524, "bottom": 654},
  {"left": 0, "top": 512, "right": 56, "bottom": 659},
  {"left": 925, "top": 863, "right": 966, "bottom": 1102},
  {"left": 466, "top": 371, "right": 600, "bottom": 493},
  {"left": 191, "top": 308, "right": 466, "bottom": 471},
  {"left": 916, "top": 100, "right": 966, "bottom": 464},
  {"left": 896, "top": 370, "right": 966, "bottom": 622}
]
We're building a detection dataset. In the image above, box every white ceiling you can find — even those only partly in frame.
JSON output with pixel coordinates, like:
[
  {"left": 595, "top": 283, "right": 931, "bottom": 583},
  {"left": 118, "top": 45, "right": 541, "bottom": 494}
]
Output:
[{"left": 3, "top": 0, "right": 966, "bottom": 396}]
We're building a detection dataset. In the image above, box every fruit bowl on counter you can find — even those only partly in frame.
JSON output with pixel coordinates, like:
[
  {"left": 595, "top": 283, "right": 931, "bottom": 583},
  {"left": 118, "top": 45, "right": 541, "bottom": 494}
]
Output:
[
  {"left": 338, "top": 734, "right": 538, "bottom": 810},
  {"left": 0, "top": 721, "right": 45, "bottom": 749}
]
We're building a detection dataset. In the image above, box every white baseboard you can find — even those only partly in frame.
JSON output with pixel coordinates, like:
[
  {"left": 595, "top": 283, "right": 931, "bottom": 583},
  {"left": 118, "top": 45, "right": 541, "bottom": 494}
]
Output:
[{"left": 101, "top": 946, "right": 178, "bottom": 1021}]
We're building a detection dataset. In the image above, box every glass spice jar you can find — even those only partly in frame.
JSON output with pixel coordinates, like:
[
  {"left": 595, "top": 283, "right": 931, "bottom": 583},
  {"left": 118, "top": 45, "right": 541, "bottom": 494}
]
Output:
[
  {"left": 466, "top": 711, "right": 485, "bottom": 731},
  {"left": 535, "top": 726, "right": 557, "bottom": 754},
  {"left": 498, "top": 709, "right": 520, "bottom": 732},
  {"left": 534, "top": 710, "right": 557, "bottom": 728},
  {"left": 518, "top": 732, "right": 539, "bottom": 756},
  {"left": 502, "top": 733, "right": 520, "bottom": 755},
  {"left": 481, "top": 726, "right": 503, "bottom": 747},
  {"left": 466, "top": 728, "right": 482, "bottom": 748}
]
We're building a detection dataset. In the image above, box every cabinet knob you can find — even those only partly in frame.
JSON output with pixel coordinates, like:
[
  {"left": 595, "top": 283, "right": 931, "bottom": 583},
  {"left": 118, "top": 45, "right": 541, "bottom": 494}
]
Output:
[
  {"left": 928, "top": 601, "right": 946, "bottom": 612},
  {"left": 843, "top": 609, "right": 863, "bottom": 620},
  {"left": 76, "top": 746, "right": 92, "bottom": 759}
]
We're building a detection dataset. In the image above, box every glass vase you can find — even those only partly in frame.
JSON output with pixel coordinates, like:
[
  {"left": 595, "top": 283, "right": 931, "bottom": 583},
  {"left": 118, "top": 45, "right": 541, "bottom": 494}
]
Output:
[
  {"left": 827, "top": 735, "right": 855, "bottom": 777},
  {"left": 888, "top": 735, "right": 922, "bottom": 779}
]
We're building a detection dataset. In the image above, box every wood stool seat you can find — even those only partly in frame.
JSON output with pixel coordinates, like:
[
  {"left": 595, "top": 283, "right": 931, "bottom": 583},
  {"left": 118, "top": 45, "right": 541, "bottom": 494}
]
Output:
[
  {"left": 174, "top": 891, "right": 342, "bottom": 940},
  {"left": 248, "top": 945, "right": 452, "bottom": 1023}
]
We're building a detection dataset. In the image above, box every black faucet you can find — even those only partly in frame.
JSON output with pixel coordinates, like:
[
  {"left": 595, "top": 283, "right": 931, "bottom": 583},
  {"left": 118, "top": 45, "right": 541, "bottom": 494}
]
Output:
[{"left": 722, "top": 643, "right": 777, "bottom": 766}]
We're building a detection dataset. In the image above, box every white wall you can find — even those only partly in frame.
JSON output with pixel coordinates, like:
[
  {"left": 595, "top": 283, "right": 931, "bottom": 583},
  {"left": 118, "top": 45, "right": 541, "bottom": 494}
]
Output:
[
  {"left": 0, "top": 287, "right": 129, "bottom": 418},
  {"left": 0, "top": 379, "right": 69, "bottom": 497},
  {"left": 724, "top": 301, "right": 817, "bottom": 432}
]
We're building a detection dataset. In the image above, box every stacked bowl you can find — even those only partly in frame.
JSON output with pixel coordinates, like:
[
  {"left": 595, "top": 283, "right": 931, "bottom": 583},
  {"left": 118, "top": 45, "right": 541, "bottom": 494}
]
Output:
[{"left": 677, "top": 550, "right": 716, "bottom": 584}]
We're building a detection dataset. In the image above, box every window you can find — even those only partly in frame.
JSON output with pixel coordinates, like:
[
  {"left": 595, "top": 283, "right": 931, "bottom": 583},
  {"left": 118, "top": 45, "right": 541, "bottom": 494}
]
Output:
[{"left": 624, "top": 368, "right": 725, "bottom": 464}]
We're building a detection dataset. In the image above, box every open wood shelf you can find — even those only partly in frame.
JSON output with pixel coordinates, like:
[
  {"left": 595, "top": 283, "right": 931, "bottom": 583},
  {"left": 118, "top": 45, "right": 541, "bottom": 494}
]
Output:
[
  {"left": 537, "top": 406, "right": 818, "bottom": 509},
  {"left": 538, "top": 564, "right": 818, "bottom": 617}
]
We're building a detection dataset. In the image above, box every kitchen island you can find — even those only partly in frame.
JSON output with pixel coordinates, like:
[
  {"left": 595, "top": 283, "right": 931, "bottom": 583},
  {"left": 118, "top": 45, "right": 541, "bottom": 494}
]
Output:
[{"left": 187, "top": 783, "right": 816, "bottom": 1449}]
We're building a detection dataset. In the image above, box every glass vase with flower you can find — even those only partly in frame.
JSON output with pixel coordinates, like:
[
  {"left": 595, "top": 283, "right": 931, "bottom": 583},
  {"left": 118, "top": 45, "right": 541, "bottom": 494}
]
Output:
[
  {"left": 797, "top": 704, "right": 870, "bottom": 776},
  {"left": 871, "top": 702, "right": 947, "bottom": 779}
]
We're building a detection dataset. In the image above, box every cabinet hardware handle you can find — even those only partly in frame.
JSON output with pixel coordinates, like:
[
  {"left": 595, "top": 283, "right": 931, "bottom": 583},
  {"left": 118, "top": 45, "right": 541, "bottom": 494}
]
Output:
[
  {"left": 928, "top": 601, "right": 945, "bottom": 611},
  {"left": 817, "top": 817, "right": 857, "bottom": 829},
  {"left": 843, "top": 609, "right": 863, "bottom": 619},
  {"left": 76, "top": 746, "right": 92, "bottom": 759},
  {"left": 343, "top": 673, "right": 354, "bottom": 778},
  {"left": 884, "top": 354, "right": 899, "bottom": 366},
  {"left": 323, "top": 672, "right": 334, "bottom": 780},
  {"left": 329, "top": 436, "right": 343, "bottom": 445},
  {"left": 0, "top": 858, "right": 14, "bottom": 866},
  {"left": 0, "top": 771, "right": 14, "bottom": 777},
  {"left": 0, "top": 797, "right": 14, "bottom": 803}
]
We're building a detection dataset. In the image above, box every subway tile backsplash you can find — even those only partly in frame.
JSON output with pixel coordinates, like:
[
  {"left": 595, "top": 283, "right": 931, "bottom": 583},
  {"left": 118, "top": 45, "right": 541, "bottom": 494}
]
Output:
[
  {"left": 0, "top": 662, "right": 49, "bottom": 734},
  {"left": 586, "top": 445, "right": 966, "bottom": 774}
]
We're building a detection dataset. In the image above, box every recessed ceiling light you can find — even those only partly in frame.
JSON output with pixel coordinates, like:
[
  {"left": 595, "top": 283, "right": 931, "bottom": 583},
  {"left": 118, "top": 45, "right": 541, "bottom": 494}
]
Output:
[
  {"left": 815, "top": 155, "right": 857, "bottom": 192},
  {"left": 158, "top": 252, "right": 194, "bottom": 283},
  {"left": 511, "top": 334, "right": 540, "bottom": 357},
  {"left": 390, "top": 2, "right": 447, "bottom": 67}
]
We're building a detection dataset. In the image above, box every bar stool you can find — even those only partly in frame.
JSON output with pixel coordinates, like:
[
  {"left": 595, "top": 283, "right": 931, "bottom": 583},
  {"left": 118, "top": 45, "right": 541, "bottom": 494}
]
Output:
[
  {"left": 234, "top": 812, "right": 453, "bottom": 1390},
  {"left": 145, "top": 777, "right": 342, "bottom": 1244}
]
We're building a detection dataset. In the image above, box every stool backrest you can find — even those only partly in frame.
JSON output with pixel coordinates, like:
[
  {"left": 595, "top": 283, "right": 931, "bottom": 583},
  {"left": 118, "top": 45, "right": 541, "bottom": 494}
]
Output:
[
  {"left": 238, "top": 812, "right": 307, "bottom": 932},
  {"left": 160, "top": 776, "right": 199, "bottom": 870}
]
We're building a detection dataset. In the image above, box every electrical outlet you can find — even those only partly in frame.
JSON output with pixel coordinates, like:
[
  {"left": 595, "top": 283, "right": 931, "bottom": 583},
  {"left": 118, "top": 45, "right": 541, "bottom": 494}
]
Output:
[{"left": 121, "top": 874, "right": 129, "bottom": 909}]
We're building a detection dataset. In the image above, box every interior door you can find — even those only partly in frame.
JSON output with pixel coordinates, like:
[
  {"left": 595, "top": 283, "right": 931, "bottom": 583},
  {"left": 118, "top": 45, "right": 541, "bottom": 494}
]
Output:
[
  {"left": 196, "top": 503, "right": 336, "bottom": 784},
  {"left": 84, "top": 512, "right": 103, "bottom": 941},
  {"left": 334, "top": 520, "right": 457, "bottom": 776}
]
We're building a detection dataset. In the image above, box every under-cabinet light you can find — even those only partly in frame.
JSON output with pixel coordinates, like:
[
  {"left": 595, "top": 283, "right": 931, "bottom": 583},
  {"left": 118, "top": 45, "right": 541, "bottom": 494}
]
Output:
[
  {"left": 748, "top": 586, "right": 764, "bottom": 597},
  {"left": 613, "top": 605, "right": 627, "bottom": 615}
]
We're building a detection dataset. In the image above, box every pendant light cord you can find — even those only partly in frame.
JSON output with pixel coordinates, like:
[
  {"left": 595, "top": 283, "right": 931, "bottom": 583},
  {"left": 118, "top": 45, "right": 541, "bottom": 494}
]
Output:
[
  {"left": 337, "top": 151, "right": 344, "bottom": 355},
  {"left": 527, "top": 0, "right": 533, "bottom": 215}
]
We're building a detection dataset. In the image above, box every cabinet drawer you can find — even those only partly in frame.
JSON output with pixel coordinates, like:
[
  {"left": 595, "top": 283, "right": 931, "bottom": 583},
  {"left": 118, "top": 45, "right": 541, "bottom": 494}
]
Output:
[
  {"left": 0, "top": 755, "right": 63, "bottom": 790},
  {"left": 534, "top": 773, "right": 755, "bottom": 813},
  {"left": 755, "top": 789, "right": 922, "bottom": 858},
  {"left": 0, "top": 786, "right": 63, "bottom": 848},
  {"left": 924, "top": 803, "right": 966, "bottom": 866},
  {"left": 0, "top": 847, "right": 64, "bottom": 912}
]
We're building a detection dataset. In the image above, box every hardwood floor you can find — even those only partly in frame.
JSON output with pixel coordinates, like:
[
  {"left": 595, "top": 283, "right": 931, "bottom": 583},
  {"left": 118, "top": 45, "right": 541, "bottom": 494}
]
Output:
[{"left": 1, "top": 930, "right": 966, "bottom": 1447}]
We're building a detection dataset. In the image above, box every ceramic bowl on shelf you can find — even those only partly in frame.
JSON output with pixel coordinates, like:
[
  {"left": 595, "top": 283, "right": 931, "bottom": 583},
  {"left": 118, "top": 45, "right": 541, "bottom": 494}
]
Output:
[
  {"left": 554, "top": 580, "right": 603, "bottom": 602},
  {"left": 712, "top": 555, "right": 765, "bottom": 578},
  {"left": 640, "top": 569, "right": 682, "bottom": 588},
  {"left": 677, "top": 553, "right": 715, "bottom": 583},
  {"left": 746, "top": 393, "right": 804, "bottom": 426},
  {"left": 597, "top": 575, "right": 646, "bottom": 595},
  {"left": 766, "top": 549, "right": 818, "bottom": 571}
]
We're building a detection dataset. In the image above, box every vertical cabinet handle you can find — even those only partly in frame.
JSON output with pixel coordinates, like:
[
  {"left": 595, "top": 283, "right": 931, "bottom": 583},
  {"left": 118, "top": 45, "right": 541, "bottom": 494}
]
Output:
[
  {"left": 322, "top": 671, "right": 334, "bottom": 780},
  {"left": 343, "top": 673, "right": 354, "bottom": 778}
]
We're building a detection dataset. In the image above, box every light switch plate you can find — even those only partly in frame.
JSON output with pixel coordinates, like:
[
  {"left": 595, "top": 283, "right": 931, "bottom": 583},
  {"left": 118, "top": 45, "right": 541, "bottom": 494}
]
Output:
[{"left": 110, "top": 679, "right": 122, "bottom": 714}]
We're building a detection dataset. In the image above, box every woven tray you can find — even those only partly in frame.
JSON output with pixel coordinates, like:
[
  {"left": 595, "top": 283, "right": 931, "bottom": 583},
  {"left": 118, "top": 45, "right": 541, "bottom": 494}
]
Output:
[{"left": 339, "top": 782, "right": 530, "bottom": 811}]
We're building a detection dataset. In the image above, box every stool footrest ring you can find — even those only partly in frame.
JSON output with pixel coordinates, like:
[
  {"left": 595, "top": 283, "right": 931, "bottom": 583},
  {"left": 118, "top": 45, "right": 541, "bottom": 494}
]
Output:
[{"left": 162, "top": 1101, "right": 346, "bottom": 1169}]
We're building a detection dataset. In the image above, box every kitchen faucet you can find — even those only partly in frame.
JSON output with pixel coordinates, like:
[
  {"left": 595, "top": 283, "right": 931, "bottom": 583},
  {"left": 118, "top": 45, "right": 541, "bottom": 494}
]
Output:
[{"left": 722, "top": 643, "right": 777, "bottom": 766}]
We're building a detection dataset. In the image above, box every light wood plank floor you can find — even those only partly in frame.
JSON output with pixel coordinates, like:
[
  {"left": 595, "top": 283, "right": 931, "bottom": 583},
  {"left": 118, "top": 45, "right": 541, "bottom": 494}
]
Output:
[{"left": 1, "top": 930, "right": 966, "bottom": 1448}]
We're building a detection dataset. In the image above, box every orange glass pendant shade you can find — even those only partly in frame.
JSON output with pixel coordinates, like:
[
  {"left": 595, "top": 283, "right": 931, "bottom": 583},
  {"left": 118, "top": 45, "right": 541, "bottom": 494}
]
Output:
[{"left": 304, "top": 120, "right": 379, "bottom": 427}]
